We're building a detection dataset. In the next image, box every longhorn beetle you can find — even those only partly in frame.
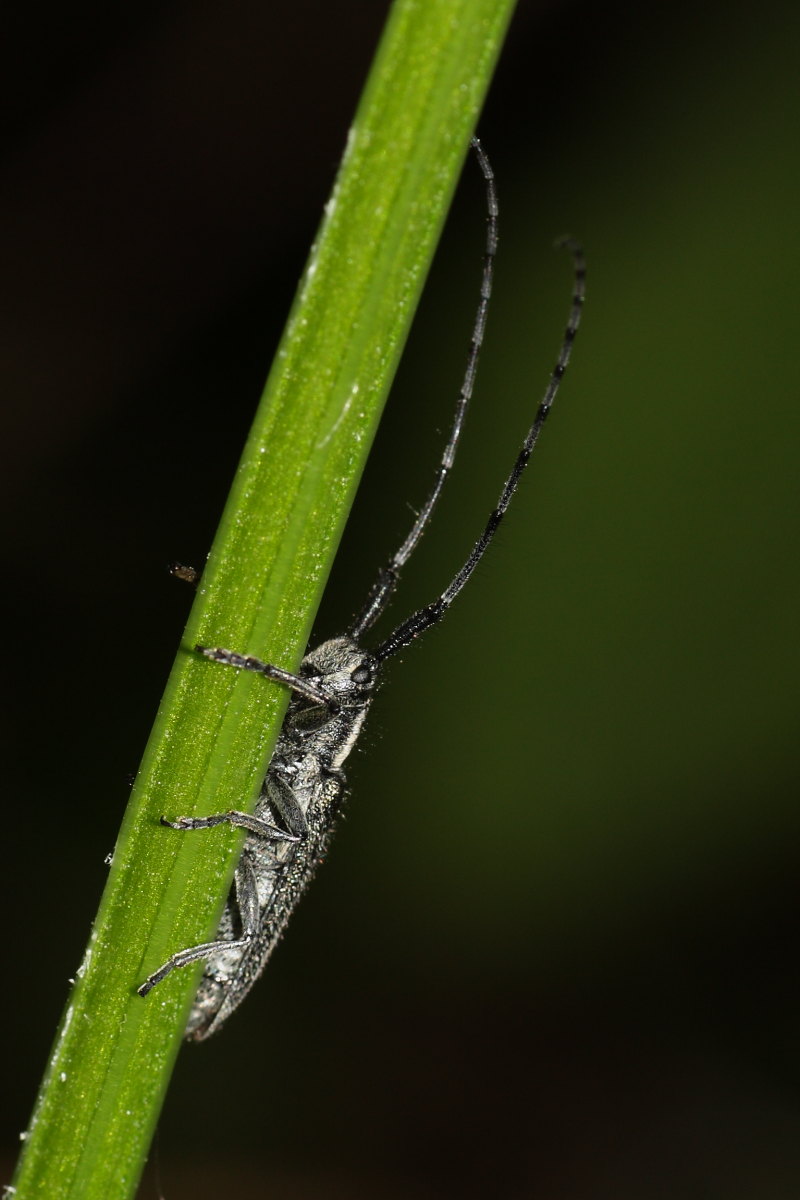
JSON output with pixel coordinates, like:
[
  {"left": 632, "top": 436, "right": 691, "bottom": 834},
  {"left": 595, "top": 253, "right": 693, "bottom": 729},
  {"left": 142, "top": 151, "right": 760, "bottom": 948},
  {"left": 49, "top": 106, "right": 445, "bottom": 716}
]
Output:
[{"left": 138, "top": 138, "right": 586, "bottom": 1040}]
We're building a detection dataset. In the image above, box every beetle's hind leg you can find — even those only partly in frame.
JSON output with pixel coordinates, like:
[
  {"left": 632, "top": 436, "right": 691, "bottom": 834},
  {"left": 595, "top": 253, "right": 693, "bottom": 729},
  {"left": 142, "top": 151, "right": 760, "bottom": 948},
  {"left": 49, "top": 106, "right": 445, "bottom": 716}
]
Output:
[{"left": 137, "top": 852, "right": 261, "bottom": 997}]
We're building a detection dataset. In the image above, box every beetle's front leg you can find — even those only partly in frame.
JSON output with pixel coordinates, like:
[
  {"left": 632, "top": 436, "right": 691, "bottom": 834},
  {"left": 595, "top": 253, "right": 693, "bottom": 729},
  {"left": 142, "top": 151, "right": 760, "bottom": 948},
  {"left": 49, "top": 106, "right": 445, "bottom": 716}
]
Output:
[{"left": 196, "top": 645, "right": 340, "bottom": 713}]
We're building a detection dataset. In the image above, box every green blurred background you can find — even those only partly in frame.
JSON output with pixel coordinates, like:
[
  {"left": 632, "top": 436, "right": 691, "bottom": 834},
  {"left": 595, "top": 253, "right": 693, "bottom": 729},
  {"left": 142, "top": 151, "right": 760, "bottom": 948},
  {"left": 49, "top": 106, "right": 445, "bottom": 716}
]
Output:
[{"left": 2, "top": 1, "right": 799, "bottom": 1196}]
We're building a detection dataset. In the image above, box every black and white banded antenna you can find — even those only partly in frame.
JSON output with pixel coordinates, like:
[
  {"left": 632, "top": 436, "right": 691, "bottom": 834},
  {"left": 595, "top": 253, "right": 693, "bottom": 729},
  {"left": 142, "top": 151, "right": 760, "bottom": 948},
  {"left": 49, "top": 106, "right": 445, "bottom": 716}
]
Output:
[
  {"left": 351, "top": 136, "right": 586, "bottom": 660},
  {"left": 350, "top": 137, "right": 500, "bottom": 639}
]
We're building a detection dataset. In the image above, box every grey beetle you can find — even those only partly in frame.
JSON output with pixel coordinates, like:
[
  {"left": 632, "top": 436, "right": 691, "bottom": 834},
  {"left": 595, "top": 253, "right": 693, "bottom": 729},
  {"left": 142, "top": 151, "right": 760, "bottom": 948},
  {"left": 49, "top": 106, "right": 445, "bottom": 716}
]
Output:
[{"left": 138, "top": 139, "right": 585, "bottom": 1040}]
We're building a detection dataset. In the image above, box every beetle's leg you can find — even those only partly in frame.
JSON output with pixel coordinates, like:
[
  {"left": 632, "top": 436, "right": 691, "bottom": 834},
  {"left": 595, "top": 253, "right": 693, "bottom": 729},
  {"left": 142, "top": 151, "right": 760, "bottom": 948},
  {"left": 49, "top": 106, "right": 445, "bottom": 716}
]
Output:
[
  {"left": 138, "top": 852, "right": 260, "bottom": 997},
  {"left": 196, "top": 645, "right": 340, "bottom": 713},
  {"left": 264, "top": 773, "right": 308, "bottom": 839},
  {"left": 159, "top": 769, "right": 309, "bottom": 845},
  {"left": 159, "top": 809, "right": 300, "bottom": 841}
]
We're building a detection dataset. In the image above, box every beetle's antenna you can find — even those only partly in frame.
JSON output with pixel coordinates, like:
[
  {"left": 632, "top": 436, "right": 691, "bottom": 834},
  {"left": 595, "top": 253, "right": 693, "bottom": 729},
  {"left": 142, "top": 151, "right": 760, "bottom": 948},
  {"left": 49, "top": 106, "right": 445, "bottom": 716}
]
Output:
[
  {"left": 349, "top": 136, "right": 498, "bottom": 639},
  {"left": 374, "top": 236, "right": 585, "bottom": 662}
]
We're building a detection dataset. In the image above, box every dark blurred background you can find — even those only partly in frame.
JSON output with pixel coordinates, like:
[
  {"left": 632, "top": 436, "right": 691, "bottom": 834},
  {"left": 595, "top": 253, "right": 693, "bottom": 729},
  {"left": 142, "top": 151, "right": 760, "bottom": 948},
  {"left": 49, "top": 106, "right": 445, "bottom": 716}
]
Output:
[{"left": 2, "top": 1, "right": 800, "bottom": 1197}]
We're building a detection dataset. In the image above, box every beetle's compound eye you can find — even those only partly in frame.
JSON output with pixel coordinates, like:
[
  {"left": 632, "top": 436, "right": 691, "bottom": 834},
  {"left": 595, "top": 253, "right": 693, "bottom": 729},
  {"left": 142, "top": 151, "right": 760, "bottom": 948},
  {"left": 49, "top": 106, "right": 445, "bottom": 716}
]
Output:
[{"left": 351, "top": 663, "right": 375, "bottom": 688}]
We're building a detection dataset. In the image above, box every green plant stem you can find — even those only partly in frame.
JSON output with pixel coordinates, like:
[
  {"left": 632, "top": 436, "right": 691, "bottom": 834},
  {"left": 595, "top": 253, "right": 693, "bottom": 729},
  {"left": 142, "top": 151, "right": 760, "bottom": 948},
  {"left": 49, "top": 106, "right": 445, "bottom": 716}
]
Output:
[{"left": 12, "top": 1, "right": 517, "bottom": 1196}]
